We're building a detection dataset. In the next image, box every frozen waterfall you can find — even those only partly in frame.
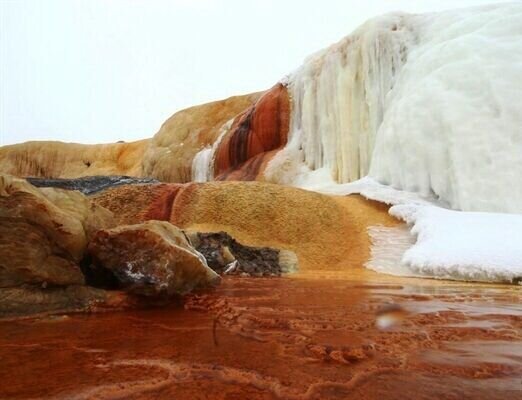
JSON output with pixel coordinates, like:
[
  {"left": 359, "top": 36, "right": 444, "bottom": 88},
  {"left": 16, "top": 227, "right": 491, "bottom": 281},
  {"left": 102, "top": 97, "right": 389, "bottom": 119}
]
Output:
[
  {"left": 268, "top": 3, "right": 522, "bottom": 214},
  {"left": 266, "top": 3, "right": 522, "bottom": 284}
]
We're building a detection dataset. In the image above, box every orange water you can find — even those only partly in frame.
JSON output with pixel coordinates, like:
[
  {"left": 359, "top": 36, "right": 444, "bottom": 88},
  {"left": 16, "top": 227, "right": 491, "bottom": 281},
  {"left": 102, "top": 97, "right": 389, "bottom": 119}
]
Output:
[{"left": 1, "top": 273, "right": 521, "bottom": 399}]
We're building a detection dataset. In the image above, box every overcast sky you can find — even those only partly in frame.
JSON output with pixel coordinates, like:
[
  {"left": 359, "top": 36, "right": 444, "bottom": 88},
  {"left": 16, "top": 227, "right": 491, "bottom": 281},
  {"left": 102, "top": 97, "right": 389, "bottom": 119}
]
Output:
[{"left": 0, "top": 0, "right": 511, "bottom": 145}]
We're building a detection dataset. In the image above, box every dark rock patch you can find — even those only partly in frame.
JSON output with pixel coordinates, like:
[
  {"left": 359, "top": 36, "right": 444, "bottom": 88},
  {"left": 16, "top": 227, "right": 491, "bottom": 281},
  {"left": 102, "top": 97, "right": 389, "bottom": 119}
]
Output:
[
  {"left": 26, "top": 176, "right": 159, "bottom": 195},
  {"left": 189, "top": 231, "right": 297, "bottom": 277}
]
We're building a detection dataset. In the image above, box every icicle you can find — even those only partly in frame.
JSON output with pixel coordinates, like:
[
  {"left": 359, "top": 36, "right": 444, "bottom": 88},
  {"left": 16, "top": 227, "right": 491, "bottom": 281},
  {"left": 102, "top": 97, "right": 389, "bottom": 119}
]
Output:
[{"left": 267, "top": 14, "right": 420, "bottom": 185}]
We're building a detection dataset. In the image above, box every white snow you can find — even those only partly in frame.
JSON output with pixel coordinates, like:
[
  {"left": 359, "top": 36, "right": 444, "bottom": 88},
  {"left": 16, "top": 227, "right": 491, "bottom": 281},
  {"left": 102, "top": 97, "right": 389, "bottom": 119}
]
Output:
[
  {"left": 268, "top": 3, "right": 522, "bottom": 213},
  {"left": 264, "top": 3, "right": 522, "bottom": 283},
  {"left": 382, "top": 205, "right": 522, "bottom": 283}
]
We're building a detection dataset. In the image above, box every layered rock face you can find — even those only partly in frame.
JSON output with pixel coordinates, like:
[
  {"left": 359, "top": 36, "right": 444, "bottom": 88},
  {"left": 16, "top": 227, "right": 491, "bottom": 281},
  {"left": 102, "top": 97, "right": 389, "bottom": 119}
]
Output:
[
  {"left": 87, "top": 221, "right": 220, "bottom": 296},
  {"left": 0, "top": 86, "right": 290, "bottom": 184},
  {"left": 211, "top": 84, "right": 290, "bottom": 181}
]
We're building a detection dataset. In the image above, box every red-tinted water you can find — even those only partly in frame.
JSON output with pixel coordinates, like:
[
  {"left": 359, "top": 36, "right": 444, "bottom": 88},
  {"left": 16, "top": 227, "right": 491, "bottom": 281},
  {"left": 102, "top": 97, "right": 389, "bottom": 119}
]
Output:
[{"left": 1, "top": 274, "right": 521, "bottom": 399}]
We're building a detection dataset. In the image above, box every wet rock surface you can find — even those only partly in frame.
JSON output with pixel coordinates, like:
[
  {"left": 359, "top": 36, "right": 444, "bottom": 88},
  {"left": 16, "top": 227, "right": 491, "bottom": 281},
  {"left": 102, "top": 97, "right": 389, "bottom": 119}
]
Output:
[
  {"left": 87, "top": 221, "right": 221, "bottom": 296},
  {"left": 27, "top": 175, "right": 159, "bottom": 195},
  {"left": 0, "top": 285, "right": 129, "bottom": 319},
  {"left": 189, "top": 231, "right": 297, "bottom": 276}
]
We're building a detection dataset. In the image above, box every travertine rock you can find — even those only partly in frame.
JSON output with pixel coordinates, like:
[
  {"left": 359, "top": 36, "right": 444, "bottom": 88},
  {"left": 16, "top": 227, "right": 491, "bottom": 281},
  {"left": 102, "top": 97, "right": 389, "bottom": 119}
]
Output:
[
  {"left": 87, "top": 221, "right": 220, "bottom": 296},
  {"left": 0, "top": 175, "right": 115, "bottom": 287},
  {"left": 0, "top": 140, "right": 147, "bottom": 179},
  {"left": 92, "top": 181, "right": 399, "bottom": 270},
  {"left": 0, "top": 89, "right": 288, "bottom": 184},
  {"left": 213, "top": 84, "right": 290, "bottom": 181},
  {"left": 143, "top": 93, "right": 261, "bottom": 182}
]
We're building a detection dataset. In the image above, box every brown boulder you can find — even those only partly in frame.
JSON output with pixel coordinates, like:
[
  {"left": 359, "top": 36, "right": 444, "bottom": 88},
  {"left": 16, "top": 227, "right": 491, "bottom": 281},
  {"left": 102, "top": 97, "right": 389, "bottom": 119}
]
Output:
[
  {"left": 87, "top": 221, "right": 220, "bottom": 296},
  {"left": 0, "top": 175, "right": 115, "bottom": 287}
]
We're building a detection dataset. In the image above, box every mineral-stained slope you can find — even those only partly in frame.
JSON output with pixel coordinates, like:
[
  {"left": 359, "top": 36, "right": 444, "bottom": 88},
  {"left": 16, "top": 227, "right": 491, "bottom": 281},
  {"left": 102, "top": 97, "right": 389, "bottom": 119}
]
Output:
[
  {"left": 2, "top": 4, "right": 522, "bottom": 283},
  {"left": 92, "top": 181, "right": 399, "bottom": 270},
  {"left": 143, "top": 92, "right": 262, "bottom": 182}
]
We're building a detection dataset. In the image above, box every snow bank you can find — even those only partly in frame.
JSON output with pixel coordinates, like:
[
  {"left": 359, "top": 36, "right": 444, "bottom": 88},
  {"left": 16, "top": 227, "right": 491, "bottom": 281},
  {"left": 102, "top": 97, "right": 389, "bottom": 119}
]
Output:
[{"left": 372, "top": 205, "right": 522, "bottom": 283}]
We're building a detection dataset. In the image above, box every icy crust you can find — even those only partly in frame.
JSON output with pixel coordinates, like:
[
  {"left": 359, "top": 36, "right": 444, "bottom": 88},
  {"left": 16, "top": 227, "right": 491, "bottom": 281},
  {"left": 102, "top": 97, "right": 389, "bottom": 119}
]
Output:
[
  {"left": 370, "top": 4, "right": 522, "bottom": 213},
  {"left": 268, "top": 3, "right": 522, "bottom": 214},
  {"left": 383, "top": 205, "right": 522, "bottom": 283}
]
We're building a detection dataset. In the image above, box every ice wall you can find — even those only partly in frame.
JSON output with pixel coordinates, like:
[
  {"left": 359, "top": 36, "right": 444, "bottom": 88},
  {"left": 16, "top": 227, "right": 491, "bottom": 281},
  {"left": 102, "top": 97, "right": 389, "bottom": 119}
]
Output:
[{"left": 268, "top": 3, "right": 522, "bottom": 214}]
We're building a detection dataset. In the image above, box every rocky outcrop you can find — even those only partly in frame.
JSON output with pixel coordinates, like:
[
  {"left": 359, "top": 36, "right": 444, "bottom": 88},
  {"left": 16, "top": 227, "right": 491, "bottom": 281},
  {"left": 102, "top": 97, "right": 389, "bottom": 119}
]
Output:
[
  {"left": 87, "top": 221, "right": 220, "bottom": 296},
  {"left": 143, "top": 93, "right": 261, "bottom": 182},
  {"left": 0, "top": 87, "right": 289, "bottom": 184},
  {"left": 188, "top": 231, "right": 297, "bottom": 276},
  {"left": 0, "top": 175, "right": 115, "bottom": 288}
]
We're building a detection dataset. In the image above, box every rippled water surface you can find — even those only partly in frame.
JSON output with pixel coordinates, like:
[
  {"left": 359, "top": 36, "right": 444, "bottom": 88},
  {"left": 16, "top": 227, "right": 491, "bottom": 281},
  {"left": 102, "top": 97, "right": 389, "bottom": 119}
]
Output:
[{"left": 1, "top": 272, "right": 521, "bottom": 399}]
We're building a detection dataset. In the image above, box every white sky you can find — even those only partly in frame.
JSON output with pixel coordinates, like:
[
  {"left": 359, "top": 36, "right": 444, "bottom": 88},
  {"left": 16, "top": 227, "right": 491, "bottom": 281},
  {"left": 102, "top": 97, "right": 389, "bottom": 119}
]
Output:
[{"left": 0, "top": 0, "right": 511, "bottom": 145}]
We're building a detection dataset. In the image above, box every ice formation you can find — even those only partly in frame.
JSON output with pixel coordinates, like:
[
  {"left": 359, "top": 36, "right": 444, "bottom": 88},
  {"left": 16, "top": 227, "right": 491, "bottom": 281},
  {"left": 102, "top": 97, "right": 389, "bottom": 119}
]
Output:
[
  {"left": 191, "top": 4, "right": 522, "bottom": 283},
  {"left": 191, "top": 147, "right": 212, "bottom": 183},
  {"left": 191, "top": 119, "right": 234, "bottom": 182},
  {"left": 268, "top": 3, "right": 522, "bottom": 214},
  {"left": 368, "top": 205, "right": 522, "bottom": 283},
  {"left": 266, "top": 3, "right": 522, "bottom": 283}
]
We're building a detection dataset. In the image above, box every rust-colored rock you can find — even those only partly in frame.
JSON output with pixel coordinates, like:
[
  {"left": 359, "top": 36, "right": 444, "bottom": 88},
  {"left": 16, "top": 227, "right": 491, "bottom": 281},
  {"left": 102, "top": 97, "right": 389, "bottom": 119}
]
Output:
[
  {"left": 213, "top": 84, "right": 290, "bottom": 180},
  {"left": 0, "top": 86, "right": 290, "bottom": 184},
  {"left": 87, "top": 221, "right": 220, "bottom": 296},
  {"left": 143, "top": 93, "right": 262, "bottom": 182}
]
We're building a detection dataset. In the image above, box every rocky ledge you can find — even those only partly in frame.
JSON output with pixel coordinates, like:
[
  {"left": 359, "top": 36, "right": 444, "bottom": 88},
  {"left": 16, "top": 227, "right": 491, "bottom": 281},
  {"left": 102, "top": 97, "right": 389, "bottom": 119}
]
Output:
[{"left": 0, "top": 175, "right": 298, "bottom": 318}]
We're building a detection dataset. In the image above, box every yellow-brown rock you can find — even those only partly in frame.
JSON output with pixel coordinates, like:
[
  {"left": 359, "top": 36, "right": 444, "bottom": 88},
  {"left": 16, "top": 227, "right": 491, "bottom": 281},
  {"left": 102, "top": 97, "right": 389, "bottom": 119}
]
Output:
[
  {"left": 0, "top": 140, "right": 148, "bottom": 179},
  {"left": 87, "top": 221, "right": 220, "bottom": 296},
  {"left": 92, "top": 181, "right": 399, "bottom": 271},
  {"left": 0, "top": 175, "right": 115, "bottom": 287},
  {"left": 0, "top": 90, "right": 291, "bottom": 184},
  {"left": 143, "top": 93, "right": 261, "bottom": 182}
]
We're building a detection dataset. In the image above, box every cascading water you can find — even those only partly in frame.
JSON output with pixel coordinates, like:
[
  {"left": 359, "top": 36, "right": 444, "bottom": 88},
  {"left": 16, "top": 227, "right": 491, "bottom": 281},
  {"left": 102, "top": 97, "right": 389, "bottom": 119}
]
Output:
[
  {"left": 191, "top": 119, "right": 234, "bottom": 182},
  {"left": 191, "top": 147, "right": 212, "bottom": 183}
]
